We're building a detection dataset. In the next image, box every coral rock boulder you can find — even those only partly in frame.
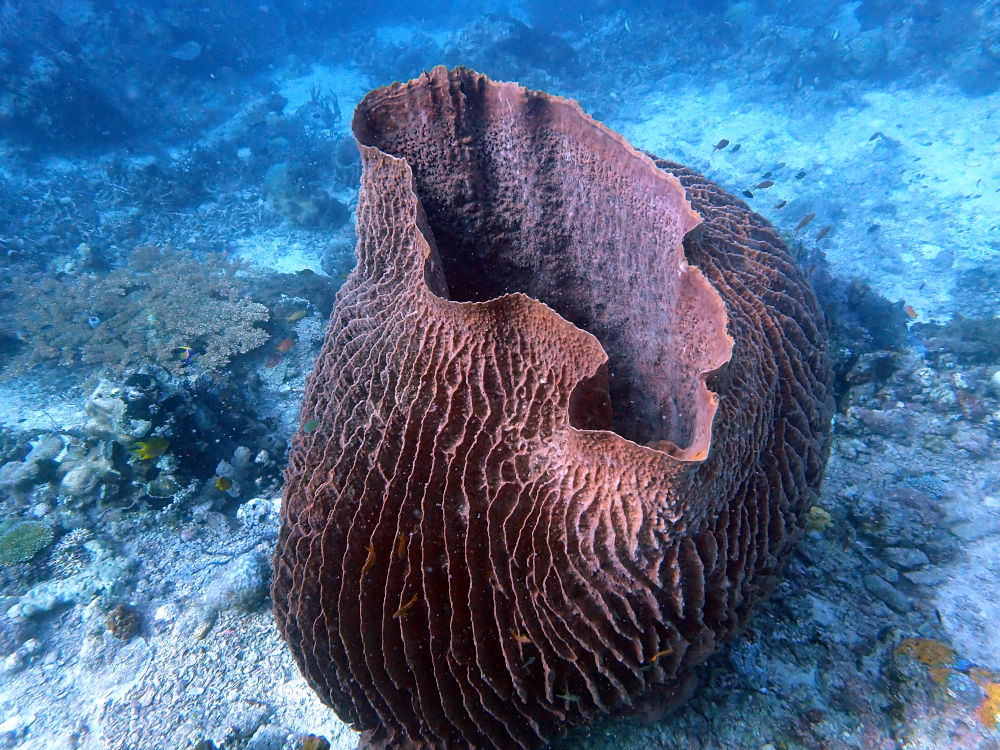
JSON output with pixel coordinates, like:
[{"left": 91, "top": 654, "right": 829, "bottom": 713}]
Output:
[{"left": 272, "top": 66, "right": 832, "bottom": 749}]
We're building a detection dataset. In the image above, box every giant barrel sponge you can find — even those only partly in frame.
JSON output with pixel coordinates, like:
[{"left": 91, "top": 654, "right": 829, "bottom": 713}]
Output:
[{"left": 272, "top": 66, "right": 833, "bottom": 749}]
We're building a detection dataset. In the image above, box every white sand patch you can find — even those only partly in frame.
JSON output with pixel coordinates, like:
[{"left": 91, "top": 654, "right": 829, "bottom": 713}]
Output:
[
  {"left": 232, "top": 233, "right": 327, "bottom": 275},
  {"left": 0, "top": 382, "right": 89, "bottom": 432}
]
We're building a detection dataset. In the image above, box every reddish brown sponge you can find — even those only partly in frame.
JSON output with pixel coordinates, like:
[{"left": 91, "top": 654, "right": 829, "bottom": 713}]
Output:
[{"left": 272, "top": 66, "right": 832, "bottom": 749}]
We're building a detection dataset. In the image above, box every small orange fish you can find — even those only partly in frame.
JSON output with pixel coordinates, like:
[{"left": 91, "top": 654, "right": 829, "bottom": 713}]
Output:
[
  {"left": 815, "top": 225, "right": 831, "bottom": 241},
  {"left": 276, "top": 338, "right": 295, "bottom": 353},
  {"left": 393, "top": 593, "right": 419, "bottom": 619},
  {"left": 754, "top": 179, "right": 774, "bottom": 189},
  {"left": 396, "top": 533, "right": 407, "bottom": 559},
  {"left": 904, "top": 305, "right": 917, "bottom": 319},
  {"left": 646, "top": 648, "right": 671, "bottom": 665},
  {"left": 361, "top": 542, "right": 375, "bottom": 576},
  {"left": 512, "top": 630, "right": 532, "bottom": 645},
  {"left": 712, "top": 138, "right": 730, "bottom": 151},
  {"left": 795, "top": 213, "right": 816, "bottom": 232}
]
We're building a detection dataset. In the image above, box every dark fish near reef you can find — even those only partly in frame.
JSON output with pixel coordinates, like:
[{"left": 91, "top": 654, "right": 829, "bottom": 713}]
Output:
[
  {"left": 795, "top": 213, "right": 816, "bottom": 232},
  {"left": 775, "top": 200, "right": 787, "bottom": 209},
  {"left": 730, "top": 143, "right": 741, "bottom": 152},
  {"left": 795, "top": 169, "right": 807, "bottom": 179},
  {"left": 815, "top": 225, "right": 831, "bottom": 241},
  {"left": 713, "top": 138, "right": 730, "bottom": 151},
  {"left": 303, "top": 419, "right": 319, "bottom": 433},
  {"left": 755, "top": 180, "right": 774, "bottom": 189},
  {"left": 742, "top": 189, "right": 754, "bottom": 198}
]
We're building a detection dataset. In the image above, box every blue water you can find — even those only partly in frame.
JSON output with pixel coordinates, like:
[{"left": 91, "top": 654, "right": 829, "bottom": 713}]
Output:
[{"left": 1, "top": 2, "right": 998, "bottom": 748}]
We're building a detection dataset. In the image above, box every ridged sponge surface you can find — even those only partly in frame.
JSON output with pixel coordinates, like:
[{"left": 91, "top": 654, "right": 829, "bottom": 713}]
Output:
[{"left": 272, "top": 66, "right": 832, "bottom": 749}]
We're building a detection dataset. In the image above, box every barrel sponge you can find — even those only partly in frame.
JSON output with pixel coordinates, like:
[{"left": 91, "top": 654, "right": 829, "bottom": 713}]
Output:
[{"left": 272, "top": 66, "right": 833, "bottom": 749}]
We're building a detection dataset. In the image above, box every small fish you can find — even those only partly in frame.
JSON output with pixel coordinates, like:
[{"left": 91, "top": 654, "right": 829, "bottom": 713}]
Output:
[
  {"left": 868, "top": 131, "right": 883, "bottom": 141},
  {"left": 730, "top": 143, "right": 741, "bottom": 152},
  {"left": 556, "top": 692, "right": 581, "bottom": 702},
  {"left": 214, "top": 476, "right": 233, "bottom": 491},
  {"left": 361, "top": 542, "right": 375, "bottom": 576},
  {"left": 522, "top": 656, "right": 536, "bottom": 667},
  {"left": 396, "top": 533, "right": 407, "bottom": 559},
  {"left": 761, "top": 171, "right": 773, "bottom": 180},
  {"left": 712, "top": 138, "right": 730, "bottom": 151},
  {"left": 794, "top": 213, "right": 816, "bottom": 232},
  {"left": 303, "top": 419, "right": 319, "bottom": 433},
  {"left": 754, "top": 179, "right": 774, "bottom": 190},
  {"left": 645, "top": 648, "right": 671, "bottom": 665},
  {"left": 285, "top": 309, "right": 308, "bottom": 323},
  {"left": 176, "top": 346, "right": 195, "bottom": 365},
  {"left": 131, "top": 437, "right": 169, "bottom": 461},
  {"left": 903, "top": 305, "right": 917, "bottom": 319},
  {"left": 393, "top": 593, "right": 419, "bottom": 619},
  {"left": 774, "top": 200, "right": 787, "bottom": 209},
  {"left": 264, "top": 352, "right": 281, "bottom": 368},
  {"left": 512, "top": 631, "right": 532, "bottom": 645},
  {"left": 815, "top": 225, "right": 831, "bottom": 241},
  {"left": 742, "top": 189, "right": 754, "bottom": 199},
  {"left": 276, "top": 338, "right": 295, "bottom": 353},
  {"left": 795, "top": 169, "right": 807, "bottom": 179},
  {"left": 87, "top": 315, "right": 101, "bottom": 329},
  {"left": 296, "top": 268, "right": 316, "bottom": 276}
]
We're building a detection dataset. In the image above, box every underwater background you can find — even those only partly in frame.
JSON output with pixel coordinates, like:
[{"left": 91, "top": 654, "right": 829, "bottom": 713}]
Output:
[{"left": 1, "top": 1, "right": 999, "bottom": 748}]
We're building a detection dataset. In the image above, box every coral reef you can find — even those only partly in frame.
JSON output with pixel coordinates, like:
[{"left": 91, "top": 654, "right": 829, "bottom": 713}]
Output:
[
  {"left": 895, "top": 636, "right": 1000, "bottom": 730},
  {"left": 4, "top": 538, "right": 132, "bottom": 618},
  {"left": 273, "top": 68, "right": 832, "bottom": 748},
  {"left": 0, "top": 519, "right": 54, "bottom": 567},
  {"left": 6, "top": 244, "right": 269, "bottom": 376},
  {"left": 105, "top": 603, "right": 141, "bottom": 640}
]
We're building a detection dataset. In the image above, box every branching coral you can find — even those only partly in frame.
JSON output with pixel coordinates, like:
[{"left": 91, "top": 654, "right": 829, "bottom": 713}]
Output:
[{"left": 7, "top": 244, "right": 269, "bottom": 376}]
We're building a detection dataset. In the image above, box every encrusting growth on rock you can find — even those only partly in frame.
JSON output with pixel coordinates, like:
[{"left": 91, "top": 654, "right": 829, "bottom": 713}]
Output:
[{"left": 272, "top": 66, "right": 832, "bottom": 749}]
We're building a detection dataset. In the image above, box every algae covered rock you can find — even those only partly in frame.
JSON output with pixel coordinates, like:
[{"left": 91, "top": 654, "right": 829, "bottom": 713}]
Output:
[{"left": 0, "top": 519, "right": 54, "bottom": 567}]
